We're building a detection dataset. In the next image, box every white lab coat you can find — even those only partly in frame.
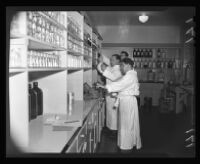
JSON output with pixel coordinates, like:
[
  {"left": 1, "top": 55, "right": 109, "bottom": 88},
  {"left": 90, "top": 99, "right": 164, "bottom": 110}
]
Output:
[
  {"left": 97, "top": 63, "right": 122, "bottom": 130},
  {"left": 106, "top": 69, "right": 142, "bottom": 150}
]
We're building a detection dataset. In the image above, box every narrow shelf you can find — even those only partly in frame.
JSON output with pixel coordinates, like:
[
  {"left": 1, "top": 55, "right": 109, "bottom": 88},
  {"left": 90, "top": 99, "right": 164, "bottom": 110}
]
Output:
[
  {"left": 38, "top": 12, "right": 67, "bottom": 30},
  {"left": 83, "top": 67, "right": 92, "bottom": 70},
  {"left": 67, "top": 30, "right": 83, "bottom": 42},
  {"left": 28, "top": 36, "right": 67, "bottom": 51},
  {"left": 67, "top": 67, "right": 83, "bottom": 70},
  {"left": 135, "top": 68, "right": 180, "bottom": 70},
  {"left": 9, "top": 68, "right": 26, "bottom": 73},
  {"left": 67, "top": 49, "right": 84, "bottom": 56},
  {"left": 10, "top": 33, "right": 26, "bottom": 39},
  {"left": 28, "top": 68, "right": 66, "bottom": 72}
]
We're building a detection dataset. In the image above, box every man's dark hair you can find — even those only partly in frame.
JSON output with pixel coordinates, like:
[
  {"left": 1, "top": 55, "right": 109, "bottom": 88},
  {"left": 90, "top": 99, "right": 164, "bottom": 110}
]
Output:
[
  {"left": 112, "top": 54, "right": 121, "bottom": 62},
  {"left": 121, "top": 51, "right": 129, "bottom": 57},
  {"left": 122, "top": 58, "right": 134, "bottom": 68}
]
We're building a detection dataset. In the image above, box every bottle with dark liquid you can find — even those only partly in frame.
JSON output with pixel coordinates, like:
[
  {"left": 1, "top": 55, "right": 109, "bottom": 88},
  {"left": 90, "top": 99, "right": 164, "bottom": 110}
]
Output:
[
  {"left": 29, "top": 83, "right": 37, "bottom": 120},
  {"left": 33, "top": 82, "right": 43, "bottom": 115},
  {"left": 141, "top": 49, "right": 144, "bottom": 58},
  {"left": 133, "top": 49, "right": 136, "bottom": 58},
  {"left": 28, "top": 84, "right": 32, "bottom": 121}
]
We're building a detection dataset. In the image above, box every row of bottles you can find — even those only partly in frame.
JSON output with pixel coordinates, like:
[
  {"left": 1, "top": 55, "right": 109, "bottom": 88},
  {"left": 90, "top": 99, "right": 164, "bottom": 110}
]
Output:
[
  {"left": 67, "top": 16, "right": 81, "bottom": 39},
  {"left": 156, "top": 48, "right": 167, "bottom": 58},
  {"left": 83, "top": 59, "right": 92, "bottom": 68},
  {"left": 9, "top": 45, "right": 23, "bottom": 67},
  {"left": 67, "top": 55, "right": 91, "bottom": 68},
  {"left": 67, "top": 34, "right": 83, "bottom": 54},
  {"left": 29, "top": 82, "right": 43, "bottom": 121},
  {"left": 67, "top": 55, "right": 82, "bottom": 68},
  {"left": 28, "top": 50, "right": 60, "bottom": 68},
  {"left": 133, "top": 48, "right": 153, "bottom": 58},
  {"left": 42, "top": 11, "right": 65, "bottom": 26},
  {"left": 133, "top": 58, "right": 180, "bottom": 69},
  {"left": 27, "top": 12, "right": 65, "bottom": 48},
  {"left": 147, "top": 70, "right": 165, "bottom": 82}
]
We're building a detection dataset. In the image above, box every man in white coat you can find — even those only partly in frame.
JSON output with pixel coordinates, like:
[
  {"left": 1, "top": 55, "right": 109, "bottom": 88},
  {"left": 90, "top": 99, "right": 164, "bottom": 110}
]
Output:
[
  {"left": 97, "top": 58, "right": 142, "bottom": 151},
  {"left": 97, "top": 54, "right": 122, "bottom": 136}
]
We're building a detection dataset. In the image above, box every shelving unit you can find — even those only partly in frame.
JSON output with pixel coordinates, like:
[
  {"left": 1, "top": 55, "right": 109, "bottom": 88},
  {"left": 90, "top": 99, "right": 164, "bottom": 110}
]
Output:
[
  {"left": 131, "top": 47, "right": 182, "bottom": 83},
  {"left": 8, "top": 11, "right": 103, "bottom": 152}
]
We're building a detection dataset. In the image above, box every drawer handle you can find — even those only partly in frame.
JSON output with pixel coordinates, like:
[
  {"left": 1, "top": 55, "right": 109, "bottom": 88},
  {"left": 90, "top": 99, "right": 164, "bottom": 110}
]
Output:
[{"left": 80, "top": 134, "right": 85, "bottom": 138}]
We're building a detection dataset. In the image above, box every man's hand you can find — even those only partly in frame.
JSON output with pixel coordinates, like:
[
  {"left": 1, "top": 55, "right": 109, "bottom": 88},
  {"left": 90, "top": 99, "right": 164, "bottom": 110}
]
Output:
[
  {"left": 101, "top": 63, "right": 107, "bottom": 72},
  {"left": 96, "top": 83, "right": 106, "bottom": 89}
]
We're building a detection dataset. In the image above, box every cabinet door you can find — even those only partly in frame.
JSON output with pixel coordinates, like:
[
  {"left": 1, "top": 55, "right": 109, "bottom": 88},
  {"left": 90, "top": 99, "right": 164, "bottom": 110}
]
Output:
[
  {"left": 66, "top": 138, "right": 78, "bottom": 153},
  {"left": 98, "top": 109, "right": 102, "bottom": 143},
  {"left": 87, "top": 113, "right": 94, "bottom": 153},
  {"left": 93, "top": 111, "right": 98, "bottom": 152},
  {"left": 77, "top": 122, "right": 87, "bottom": 152}
]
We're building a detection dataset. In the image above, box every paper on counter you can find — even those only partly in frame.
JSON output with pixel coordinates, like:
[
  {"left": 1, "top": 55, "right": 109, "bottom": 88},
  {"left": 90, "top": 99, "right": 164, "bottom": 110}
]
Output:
[{"left": 52, "top": 119, "right": 82, "bottom": 131}]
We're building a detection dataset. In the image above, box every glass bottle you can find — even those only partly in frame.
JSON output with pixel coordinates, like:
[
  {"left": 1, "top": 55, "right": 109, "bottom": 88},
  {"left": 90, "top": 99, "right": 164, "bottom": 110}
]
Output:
[
  {"left": 28, "top": 84, "right": 32, "bottom": 121},
  {"left": 33, "top": 82, "right": 43, "bottom": 116},
  {"left": 29, "top": 83, "right": 37, "bottom": 120},
  {"left": 157, "top": 49, "right": 161, "bottom": 58}
]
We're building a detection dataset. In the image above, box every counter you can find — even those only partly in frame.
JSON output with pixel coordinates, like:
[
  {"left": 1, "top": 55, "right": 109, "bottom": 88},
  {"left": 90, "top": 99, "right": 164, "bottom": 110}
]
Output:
[{"left": 26, "top": 99, "right": 100, "bottom": 153}]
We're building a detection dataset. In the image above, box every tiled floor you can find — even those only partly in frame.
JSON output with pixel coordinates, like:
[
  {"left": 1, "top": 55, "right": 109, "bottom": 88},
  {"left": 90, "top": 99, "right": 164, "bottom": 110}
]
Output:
[{"left": 96, "top": 106, "right": 195, "bottom": 157}]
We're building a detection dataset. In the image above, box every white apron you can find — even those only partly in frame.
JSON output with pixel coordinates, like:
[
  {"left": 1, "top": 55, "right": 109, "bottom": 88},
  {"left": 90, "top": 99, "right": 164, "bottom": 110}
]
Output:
[
  {"left": 117, "top": 95, "right": 142, "bottom": 150},
  {"left": 97, "top": 63, "right": 122, "bottom": 130},
  {"left": 106, "top": 95, "right": 118, "bottom": 130},
  {"left": 105, "top": 69, "right": 142, "bottom": 150}
]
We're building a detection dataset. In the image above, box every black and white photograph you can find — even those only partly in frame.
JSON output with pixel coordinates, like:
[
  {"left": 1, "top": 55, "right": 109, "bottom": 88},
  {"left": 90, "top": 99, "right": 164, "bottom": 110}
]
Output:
[{"left": 5, "top": 5, "right": 196, "bottom": 158}]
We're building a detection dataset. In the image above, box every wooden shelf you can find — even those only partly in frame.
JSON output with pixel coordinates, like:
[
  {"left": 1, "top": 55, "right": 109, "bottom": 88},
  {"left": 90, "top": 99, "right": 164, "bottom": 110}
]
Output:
[
  {"left": 28, "top": 36, "right": 66, "bottom": 51},
  {"left": 67, "top": 67, "right": 83, "bottom": 70},
  {"left": 10, "top": 33, "right": 26, "bottom": 39},
  {"left": 38, "top": 12, "right": 67, "bottom": 30},
  {"left": 28, "top": 68, "right": 66, "bottom": 72},
  {"left": 67, "top": 49, "right": 84, "bottom": 56},
  {"left": 68, "top": 30, "right": 83, "bottom": 42},
  {"left": 9, "top": 68, "right": 26, "bottom": 73}
]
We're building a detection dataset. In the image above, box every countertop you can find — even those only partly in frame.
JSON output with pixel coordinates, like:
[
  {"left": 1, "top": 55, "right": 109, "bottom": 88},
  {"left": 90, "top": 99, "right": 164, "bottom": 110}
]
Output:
[{"left": 25, "top": 98, "right": 99, "bottom": 153}]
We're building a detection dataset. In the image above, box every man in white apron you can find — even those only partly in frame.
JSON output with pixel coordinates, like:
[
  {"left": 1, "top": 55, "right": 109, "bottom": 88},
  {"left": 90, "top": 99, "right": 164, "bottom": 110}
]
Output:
[
  {"left": 97, "top": 58, "right": 142, "bottom": 151},
  {"left": 97, "top": 54, "right": 122, "bottom": 135}
]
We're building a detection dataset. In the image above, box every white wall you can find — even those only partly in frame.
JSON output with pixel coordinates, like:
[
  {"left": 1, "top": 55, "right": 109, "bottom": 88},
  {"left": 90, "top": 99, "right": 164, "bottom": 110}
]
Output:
[{"left": 97, "top": 25, "right": 181, "bottom": 44}]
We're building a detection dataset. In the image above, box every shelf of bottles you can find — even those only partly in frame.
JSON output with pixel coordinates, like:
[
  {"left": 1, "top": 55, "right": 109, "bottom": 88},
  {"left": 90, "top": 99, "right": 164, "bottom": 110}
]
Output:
[
  {"left": 67, "top": 55, "right": 82, "bottom": 68},
  {"left": 28, "top": 50, "right": 61, "bottom": 69},
  {"left": 27, "top": 12, "right": 66, "bottom": 49},
  {"left": 67, "top": 16, "right": 84, "bottom": 57},
  {"left": 132, "top": 48, "right": 181, "bottom": 70}
]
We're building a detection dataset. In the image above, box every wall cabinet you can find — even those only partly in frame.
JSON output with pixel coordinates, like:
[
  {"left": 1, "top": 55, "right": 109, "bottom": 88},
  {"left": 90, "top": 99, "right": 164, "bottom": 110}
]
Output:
[{"left": 8, "top": 10, "right": 103, "bottom": 152}]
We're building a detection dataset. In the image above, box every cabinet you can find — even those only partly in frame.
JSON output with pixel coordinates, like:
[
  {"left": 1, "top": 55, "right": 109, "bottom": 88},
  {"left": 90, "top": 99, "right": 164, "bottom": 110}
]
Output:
[
  {"left": 66, "top": 138, "right": 78, "bottom": 153},
  {"left": 66, "top": 99, "right": 104, "bottom": 153},
  {"left": 8, "top": 10, "right": 103, "bottom": 152},
  {"left": 132, "top": 47, "right": 182, "bottom": 84}
]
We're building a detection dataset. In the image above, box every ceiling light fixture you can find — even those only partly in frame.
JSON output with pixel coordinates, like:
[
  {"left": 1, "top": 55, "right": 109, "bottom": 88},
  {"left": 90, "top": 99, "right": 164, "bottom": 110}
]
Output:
[{"left": 139, "top": 14, "right": 149, "bottom": 23}]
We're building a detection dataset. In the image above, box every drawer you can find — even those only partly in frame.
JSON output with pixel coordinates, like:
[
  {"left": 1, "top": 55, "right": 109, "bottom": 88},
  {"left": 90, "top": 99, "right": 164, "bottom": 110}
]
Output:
[
  {"left": 77, "top": 123, "right": 87, "bottom": 151},
  {"left": 66, "top": 138, "right": 78, "bottom": 153}
]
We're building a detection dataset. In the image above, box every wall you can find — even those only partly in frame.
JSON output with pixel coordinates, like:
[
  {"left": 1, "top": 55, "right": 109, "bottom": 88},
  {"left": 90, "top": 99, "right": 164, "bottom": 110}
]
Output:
[{"left": 97, "top": 25, "right": 181, "bottom": 44}]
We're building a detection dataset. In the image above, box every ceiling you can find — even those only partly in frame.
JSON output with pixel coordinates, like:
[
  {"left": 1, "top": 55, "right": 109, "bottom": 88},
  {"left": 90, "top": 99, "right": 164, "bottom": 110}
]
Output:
[{"left": 86, "top": 7, "right": 195, "bottom": 26}]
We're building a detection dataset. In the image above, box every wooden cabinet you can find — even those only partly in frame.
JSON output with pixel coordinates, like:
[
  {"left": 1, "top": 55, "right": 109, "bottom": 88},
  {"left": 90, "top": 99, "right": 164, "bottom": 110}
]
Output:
[
  {"left": 66, "top": 99, "right": 105, "bottom": 153},
  {"left": 66, "top": 138, "right": 78, "bottom": 153}
]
